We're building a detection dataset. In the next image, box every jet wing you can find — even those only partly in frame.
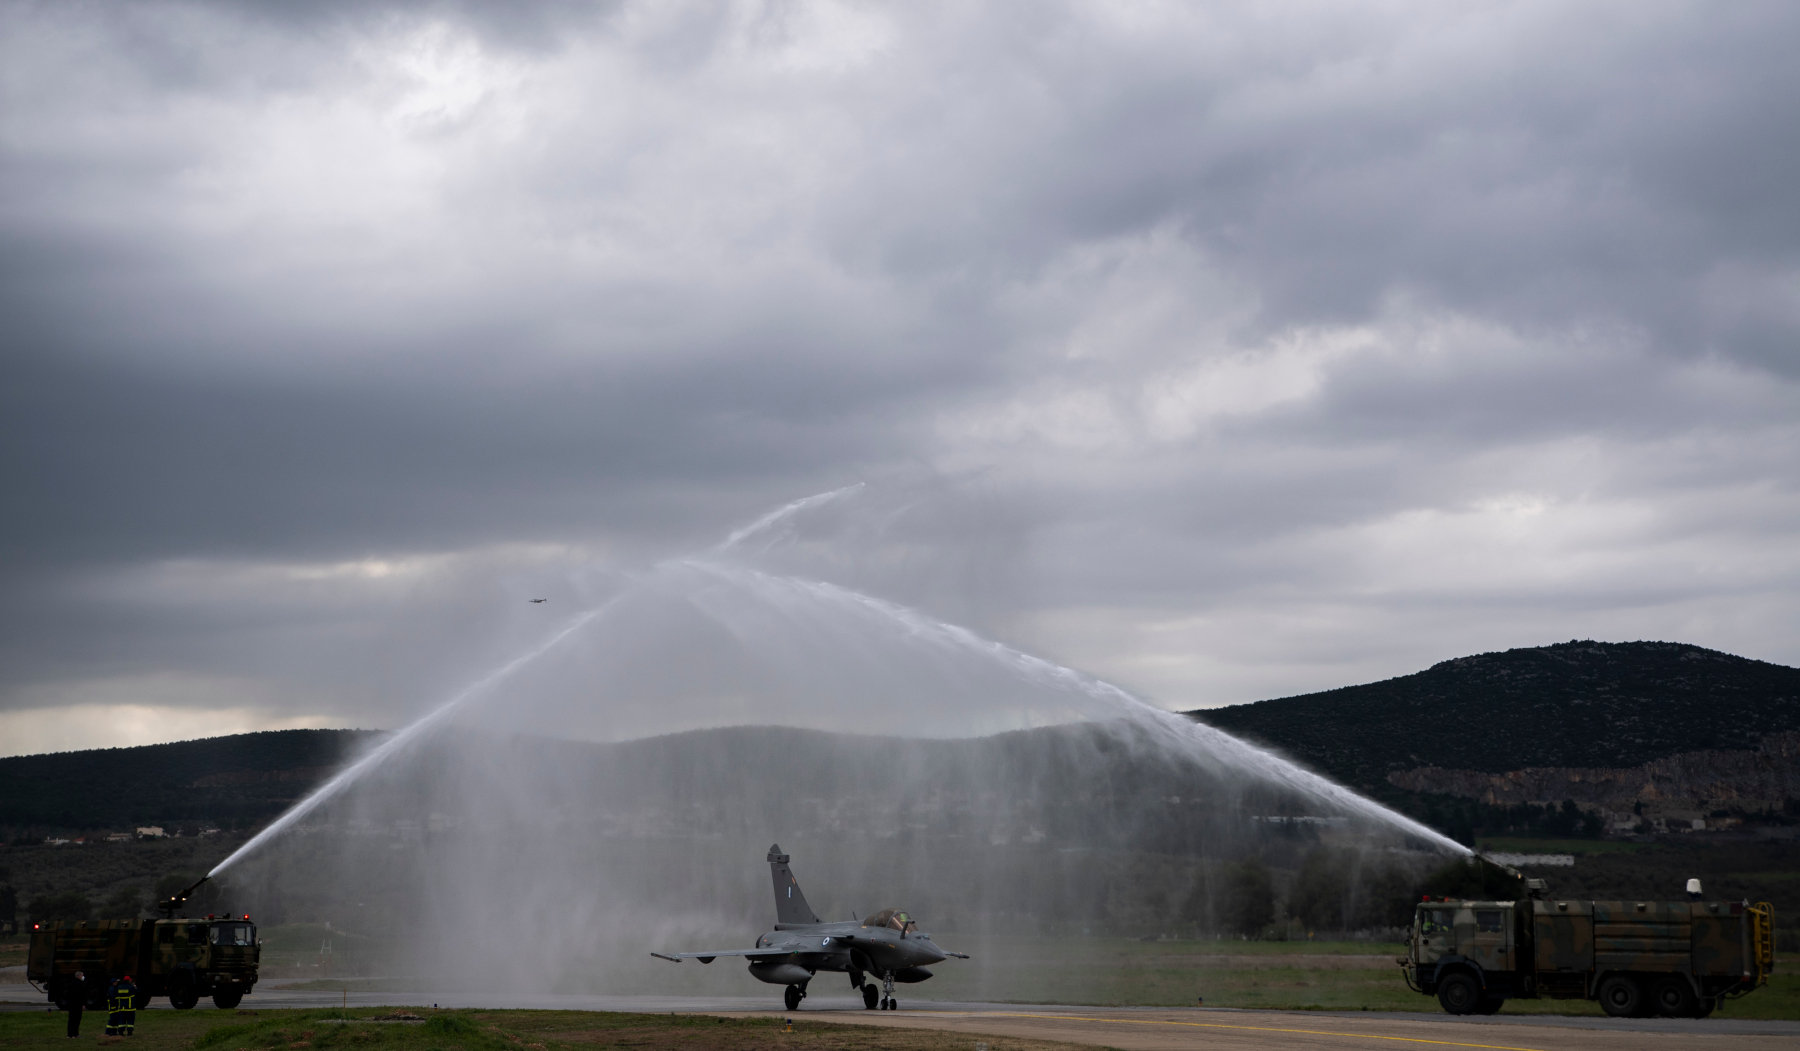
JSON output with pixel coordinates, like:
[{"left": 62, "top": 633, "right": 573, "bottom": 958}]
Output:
[{"left": 651, "top": 947, "right": 795, "bottom": 964}]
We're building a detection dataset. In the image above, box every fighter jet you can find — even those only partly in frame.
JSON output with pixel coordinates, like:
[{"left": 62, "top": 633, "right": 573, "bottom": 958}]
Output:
[
  {"left": 652, "top": 844, "right": 968, "bottom": 1011},
  {"left": 528, "top": 598, "right": 547, "bottom": 603}
]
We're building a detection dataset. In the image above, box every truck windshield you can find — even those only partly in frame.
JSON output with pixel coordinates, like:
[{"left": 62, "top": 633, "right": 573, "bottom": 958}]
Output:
[{"left": 209, "top": 923, "right": 255, "bottom": 946}]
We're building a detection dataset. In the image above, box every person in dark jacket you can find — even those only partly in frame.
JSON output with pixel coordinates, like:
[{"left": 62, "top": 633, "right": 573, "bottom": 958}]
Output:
[{"left": 65, "top": 971, "right": 84, "bottom": 1037}]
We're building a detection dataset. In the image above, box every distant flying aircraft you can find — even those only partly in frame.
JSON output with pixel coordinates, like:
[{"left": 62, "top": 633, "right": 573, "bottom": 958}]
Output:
[
  {"left": 528, "top": 598, "right": 547, "bottom": 603},
  {"left": 653, "top": 844, "right": 968, "bottom": 1011}
]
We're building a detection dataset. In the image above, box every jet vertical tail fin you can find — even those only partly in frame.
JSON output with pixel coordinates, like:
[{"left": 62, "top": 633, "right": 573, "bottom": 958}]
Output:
[{"left": 767, "top": 844, "right": 820, "bottom": 926}]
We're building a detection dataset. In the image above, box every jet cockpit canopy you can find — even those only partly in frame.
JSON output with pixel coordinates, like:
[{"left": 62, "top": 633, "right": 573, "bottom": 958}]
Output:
[{"left": 863, "top": 908, "right": 916, "bottom": 934}]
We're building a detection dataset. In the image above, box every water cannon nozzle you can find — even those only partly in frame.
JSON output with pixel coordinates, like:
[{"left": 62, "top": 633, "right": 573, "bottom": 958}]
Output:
[{"left": 157, "top": 875, "right": 211, "bottom": 918}]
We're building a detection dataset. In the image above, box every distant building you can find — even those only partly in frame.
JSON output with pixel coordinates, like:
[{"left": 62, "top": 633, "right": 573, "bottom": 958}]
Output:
[
  {"left": 104, "top": 831, "right": 132, "bottom": 843},
  {"left": 135, "top": 826, "right": 166, "bottom": 838}
]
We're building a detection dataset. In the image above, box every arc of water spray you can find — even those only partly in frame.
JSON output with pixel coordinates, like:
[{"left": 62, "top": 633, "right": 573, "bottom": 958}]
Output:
[
  {"left": 210, "top": 488, "right": 864, "bottom": 876},
  {"left": 214, "top": 484, "right": 1467, "bottom": 875},
  {"left": 714, "top": 482, "right": 864, "bottom": 553},
  {"left": 681, "top": 558, "right": 1471, "bottom": 856},
  {"left": 209, "top": 603, "right": 612, "bottom": 877}
]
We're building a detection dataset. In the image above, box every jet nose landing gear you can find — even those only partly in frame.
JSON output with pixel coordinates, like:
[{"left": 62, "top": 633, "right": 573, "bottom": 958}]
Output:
[{"left": 783, "top": 983, "right": 807, "bottom": 1011}]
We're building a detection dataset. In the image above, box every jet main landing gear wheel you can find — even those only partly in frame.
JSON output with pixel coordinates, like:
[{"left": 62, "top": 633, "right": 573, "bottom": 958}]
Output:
[
  {"left": 862, "top": 984, "right": 879, "bottom": 1010},
  {"left": 783, "top": 984, "right": 802, "bottom": 1011}
]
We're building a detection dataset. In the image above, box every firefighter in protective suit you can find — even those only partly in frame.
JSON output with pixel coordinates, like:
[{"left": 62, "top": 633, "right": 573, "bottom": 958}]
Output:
[{"left": 105, "top": 975, "right": 138, "bottom": 1036}]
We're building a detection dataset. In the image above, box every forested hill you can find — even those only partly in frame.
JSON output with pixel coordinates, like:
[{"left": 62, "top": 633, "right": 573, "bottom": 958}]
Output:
[
  {"left": 1187, "top": 640, "right": 1800, "bottom": 792},
  {"left": 8, "top": 640, "right": 1797, "bottom": 835},
  {"left": 0, "top": 729, "right": 379, "bottom": 833}
]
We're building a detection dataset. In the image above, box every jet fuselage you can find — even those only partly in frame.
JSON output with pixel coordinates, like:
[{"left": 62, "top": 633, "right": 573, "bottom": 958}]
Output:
[{"left": 745, "top": 918, "right": 947, "bottom": 985}]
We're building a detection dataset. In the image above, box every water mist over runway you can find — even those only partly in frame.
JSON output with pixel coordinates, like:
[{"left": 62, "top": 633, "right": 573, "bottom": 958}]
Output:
[{"left": 217, "top": 485, "right": 1465, "bottom": 996}]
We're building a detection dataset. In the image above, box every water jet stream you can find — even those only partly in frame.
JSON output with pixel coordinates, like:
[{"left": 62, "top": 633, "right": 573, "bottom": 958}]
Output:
[
  {"left": 211, "top": 487, "right": 866, "bottom": 877},
  {"left": 715, "top": 483, "right": 864, "bottom": 554},
  {"left": 214, "top": 487, "right": 1469, "bottom": 880},
  {"left": 679, "top": 559, "right": 1471, "bottom": 855},
  {"left": 208, "top": 603, "right": 610, "bottom": 877}
]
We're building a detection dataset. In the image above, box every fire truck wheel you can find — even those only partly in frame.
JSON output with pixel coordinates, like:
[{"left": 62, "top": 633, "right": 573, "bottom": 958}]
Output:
[
  {"left": 212, "top": 990, "right": 244, "bottom": 1010},
  {"left": 1436, "top": 973, "right": 1481, "bottom": 1015},
  {"left": 1597, "top": 974, "right": 1644, "bottom": 1018},
  {"left": 1650, "top": 977, "right": 1696, "bottom": 1018},
  {"left": 169, "top": 985, "right": 201, "bottom": 1010}
]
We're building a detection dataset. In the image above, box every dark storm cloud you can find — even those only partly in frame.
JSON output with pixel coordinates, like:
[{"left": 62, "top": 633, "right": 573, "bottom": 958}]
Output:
[
  {"left": 0, "top": 323, "right": 944, "bottom": 567},
  {"left": 1, "top": 0, "right": 1796, "bottom": 748},
  {"left": 823, "top": 4, "right": 1800, "bottom": 368}
]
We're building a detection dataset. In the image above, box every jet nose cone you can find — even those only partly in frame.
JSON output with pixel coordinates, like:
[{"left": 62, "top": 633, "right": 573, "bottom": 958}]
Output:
[{"left": 919, "top": 939, "right": 946, "bottom": 964}]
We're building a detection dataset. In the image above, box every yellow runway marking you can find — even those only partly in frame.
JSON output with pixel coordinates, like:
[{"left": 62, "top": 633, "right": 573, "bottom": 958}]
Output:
[{"left": 974, "top": 1012, "right": 1551, "bottom": 1051}]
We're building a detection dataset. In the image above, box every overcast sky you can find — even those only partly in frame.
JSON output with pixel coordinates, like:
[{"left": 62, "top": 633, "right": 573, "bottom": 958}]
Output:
[{"left": 3, "top": 0, "right": 1797, "bottom": 757}]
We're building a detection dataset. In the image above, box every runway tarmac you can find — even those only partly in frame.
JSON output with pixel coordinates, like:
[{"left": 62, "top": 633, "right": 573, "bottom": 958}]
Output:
[{"left": 5, "top": 983, "right": 1798, "bottom": 1049}]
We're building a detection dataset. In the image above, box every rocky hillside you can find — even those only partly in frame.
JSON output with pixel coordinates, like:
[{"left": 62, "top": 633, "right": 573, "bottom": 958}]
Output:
[
  {"left": 1386, "top": 731, "right": 1800, "bottom": 814},
  {"left": 1189, "top": 640, "right": 1800, "bottom": 822}
]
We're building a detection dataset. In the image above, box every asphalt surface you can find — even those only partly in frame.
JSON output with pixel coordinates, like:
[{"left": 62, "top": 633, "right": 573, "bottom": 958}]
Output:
[{"left": 4, "top": 982, "right": 1798, "bottom": 1049}]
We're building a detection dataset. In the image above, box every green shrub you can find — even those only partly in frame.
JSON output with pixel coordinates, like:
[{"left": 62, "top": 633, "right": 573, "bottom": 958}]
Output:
[{"left": 423, "top": 1014, "right": 480, "bottom": 1036}]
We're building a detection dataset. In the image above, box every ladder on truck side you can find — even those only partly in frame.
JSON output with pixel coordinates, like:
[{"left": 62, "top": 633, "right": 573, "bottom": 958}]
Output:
[{"left": 1748, "top": 902, "right": 1775, "bottom": 987}]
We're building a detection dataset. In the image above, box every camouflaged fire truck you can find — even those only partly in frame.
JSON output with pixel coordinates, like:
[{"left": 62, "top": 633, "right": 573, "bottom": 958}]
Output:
[
  {"left": 1401, "top": 880, "right": 1774, "bottom": 1017},
  {"left": 27, "top": 882, "right": 259, "bottom": 1012}
]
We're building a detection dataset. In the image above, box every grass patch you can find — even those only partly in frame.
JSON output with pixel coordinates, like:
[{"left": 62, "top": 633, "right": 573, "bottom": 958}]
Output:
[
  {"left": 918, "top": 933, "right": 1800, "bottom": 1017},
  {"left": 928, "top": 933, "right": 1411, "bottom": 1008},
  {"left": 0, "top": 933, "right": 27, "bottom": 967},
  {"left": 0, "top": 1007, "right": 1082, "bottom": 1050},
  {"left": 1472, "top": 837, "right": 1649, "bottom": 856},
  {"left": 942, "top": 932, "right": 1404, "bottom": 959}
]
